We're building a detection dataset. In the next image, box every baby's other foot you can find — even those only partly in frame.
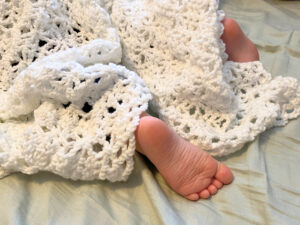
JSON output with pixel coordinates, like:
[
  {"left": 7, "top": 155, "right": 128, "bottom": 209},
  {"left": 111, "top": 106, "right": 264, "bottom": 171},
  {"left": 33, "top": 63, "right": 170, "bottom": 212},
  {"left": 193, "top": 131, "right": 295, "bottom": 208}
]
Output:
[
  {"left": 221, "top": 17, "right": 259, "bottom": 62},
  {"left": 135, "top": 116, "right": 233, "bottom": 201}
]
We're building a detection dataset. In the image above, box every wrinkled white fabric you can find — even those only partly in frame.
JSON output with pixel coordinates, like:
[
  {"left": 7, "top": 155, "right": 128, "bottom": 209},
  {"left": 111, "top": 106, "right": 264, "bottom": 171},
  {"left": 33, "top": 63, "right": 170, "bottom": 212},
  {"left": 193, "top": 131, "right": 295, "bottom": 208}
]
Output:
[{"left": 0, "top": 0, "right": 299, "bottom": 181}]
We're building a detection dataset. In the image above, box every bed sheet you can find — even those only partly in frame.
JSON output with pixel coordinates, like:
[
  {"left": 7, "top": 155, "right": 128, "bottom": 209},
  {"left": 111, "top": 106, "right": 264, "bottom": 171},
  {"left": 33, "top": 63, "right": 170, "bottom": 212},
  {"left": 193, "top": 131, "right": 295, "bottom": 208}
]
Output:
[{"left": 0, "top": 0, "right": 299, "bottom": 224}]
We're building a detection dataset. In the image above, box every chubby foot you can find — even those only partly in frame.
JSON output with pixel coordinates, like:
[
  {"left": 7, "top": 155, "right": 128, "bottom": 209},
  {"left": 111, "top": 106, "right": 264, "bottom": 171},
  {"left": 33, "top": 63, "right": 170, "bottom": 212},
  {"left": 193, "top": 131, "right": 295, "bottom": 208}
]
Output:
[
  {"left": 135, "top": 115, "right": 233, "bottom": 201},
  {"left": 221, "top": 17, "right": 259, "bottom": 62}
]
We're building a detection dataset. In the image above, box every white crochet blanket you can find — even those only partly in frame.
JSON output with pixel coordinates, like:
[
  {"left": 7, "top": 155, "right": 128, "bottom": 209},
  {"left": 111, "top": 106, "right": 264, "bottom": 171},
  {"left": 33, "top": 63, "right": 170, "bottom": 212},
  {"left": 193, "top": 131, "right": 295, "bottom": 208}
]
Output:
[{"left": 0, "top": 0, "right": 299, "bottom": 181}]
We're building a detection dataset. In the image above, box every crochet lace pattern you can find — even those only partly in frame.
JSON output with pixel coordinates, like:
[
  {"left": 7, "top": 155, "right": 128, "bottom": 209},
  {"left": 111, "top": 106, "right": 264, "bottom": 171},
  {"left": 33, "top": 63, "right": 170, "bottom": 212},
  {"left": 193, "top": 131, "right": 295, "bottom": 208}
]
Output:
[
  {"left": 0, "top": 0, "right": 151, "bottom": 181},
  {"left": 0, "top": 0, "right": 299, "bottom": 181}
]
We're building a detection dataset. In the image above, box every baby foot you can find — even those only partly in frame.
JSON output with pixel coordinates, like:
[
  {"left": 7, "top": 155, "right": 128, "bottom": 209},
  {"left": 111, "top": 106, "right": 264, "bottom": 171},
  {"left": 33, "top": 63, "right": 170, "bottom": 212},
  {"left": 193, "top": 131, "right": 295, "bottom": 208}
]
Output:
[
  {"left": 221, "top": 18, "right": 259, "bottom": 62},
  {"left": 135, "top": 115, "right": 233, "bottom": 201}
]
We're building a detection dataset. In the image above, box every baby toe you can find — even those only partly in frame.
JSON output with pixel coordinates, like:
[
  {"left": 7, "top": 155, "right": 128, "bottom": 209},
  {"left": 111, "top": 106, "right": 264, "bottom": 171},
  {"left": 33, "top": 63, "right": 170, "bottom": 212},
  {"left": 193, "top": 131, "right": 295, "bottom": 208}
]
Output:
[
  {"left": 208, "top": 184, "right": 218, "bottom": 195},
  {"left": 212, "top": 179, "right": 223, "bottom": 189},
  {"left": 186, "top": 193, "right": 200, "bottom": 201},
  {"left": 215, "top": 163, "right": 233, "bottom": 185},
  {"left": 199, "top": 189, "right": 210, "bottom": 199}
]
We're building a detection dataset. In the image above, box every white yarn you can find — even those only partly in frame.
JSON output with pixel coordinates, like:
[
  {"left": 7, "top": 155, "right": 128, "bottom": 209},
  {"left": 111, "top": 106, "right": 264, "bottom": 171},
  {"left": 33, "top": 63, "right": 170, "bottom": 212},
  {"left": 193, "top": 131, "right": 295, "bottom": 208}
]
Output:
[
  {"left": 0, "top": 0, "right": 119, "bottom": 91},
  {"left": 0, "top": 0, "right": 299, "bottom": 181},
  {"left": 0, "top": 39, "right": 152, "bottom": 181},
  {"left": 0, "top": 0, "right": 151, "bottom": 181}
]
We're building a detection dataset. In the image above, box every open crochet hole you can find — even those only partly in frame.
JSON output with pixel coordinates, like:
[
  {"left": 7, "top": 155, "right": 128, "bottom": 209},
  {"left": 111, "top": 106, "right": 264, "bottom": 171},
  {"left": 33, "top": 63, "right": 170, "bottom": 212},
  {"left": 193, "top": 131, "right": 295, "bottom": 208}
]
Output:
[
  {"left": 93, "top": 143, "right": 103, "bottom": 153},
  {"left": 67, "top": 138, "right": 75, "bottom": 142},
  {"left": 122, "top": 161, "right": 127, "bottom": 169},
  {"left": 250, "top": 117, "right": 257, "bottom": 124},
  {"left": 98, "top": 50, "right": 102, "bottom": 55},
  {"left": 20, "top": 26, "right": 30, "bottom": 34},
  {"left": 82, "top": 102, "right": 93, "bottom": 113},
  {"left": 38, "top": 40, "right": 47, "bottom": 47},
  {"left": 108, "top": 107, "right": 116, "bottom": 114},
  {"left": 183, "top": 125, "right": 190, "bottom": 133},
  {"left": 254, "top": 93, "right": 260, "bottom": 98},
  {"left": 72, "top": 27, "right": 80, "bottom": 33},
  {"left": 48, "top": 44, "right": 56, "bottom": 51},
  {"left": 199, "top": 108, "right": 205, "bottom": 115},
  {"left": 138, "top": 29, "right": 145, "bottom": 34},
  {"left": 118, "top": 100, "right": 123, "bottom": 105},
  {"left": 174, "top": 121, "right": 180, "bottom": 126},
  {"left": 62, "top": 101, "right": 71, "bottom": 109},
  {"left": 84, "top": 115, "right": 91, "bottom": 121},
  {"left": 78, "top": 115, "right": 82, "bottom": 120},
  {"left": 117, "top": 149, "right": 122, "bottom": 158},
  {"left": 10, "top": 61, "right": 19, "bottom": 67},
  {"left": 41, "top": 126, "right": 49, "bottom": 132},
  {"left": 212, "top": 137, "right": 220, "bottom": 143},
  {"left": 106, "top": 134, "right": 111, "bottom": 143},
  {"left": 189, "top": 106, "right": 196, "bottom": 115},
  {"left": 94, "top": 77, "right": 101, "bottom": 83},
  {"left": 140, "top": 54, "right": 145, "bottom": 64},
  {"left": 32, "top": 56, "right": 37, "bottom": 62},
  {"left": 220, "top": 119, "right": 226, "bottom": 127},
  {"left": 286, "top": 108, "right": 294, "bottom": 114},
  {"left": 241, "top": 89, "right": 246, "bottom": 94},
  {"left": 237, "top": 113, "right": 243, "bottom": 120}
]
